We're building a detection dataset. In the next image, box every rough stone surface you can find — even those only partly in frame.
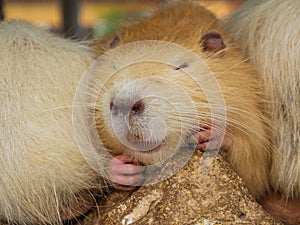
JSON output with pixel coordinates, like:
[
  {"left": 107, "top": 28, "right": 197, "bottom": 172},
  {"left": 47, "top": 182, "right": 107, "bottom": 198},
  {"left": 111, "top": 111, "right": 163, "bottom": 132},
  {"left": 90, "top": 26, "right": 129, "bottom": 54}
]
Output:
[{"left": 76, "top": 150, "right": 282, "bottom": 225}]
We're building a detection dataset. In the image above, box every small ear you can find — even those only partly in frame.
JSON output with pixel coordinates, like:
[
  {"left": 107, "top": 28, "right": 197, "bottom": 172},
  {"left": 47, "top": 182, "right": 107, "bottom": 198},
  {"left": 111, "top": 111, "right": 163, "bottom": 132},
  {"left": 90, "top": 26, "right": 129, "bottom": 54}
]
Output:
[
  {"left": 200, "top": 31, "right": 226, "bottom": 54},
  {"left": 109, "top": 35, "right": 121, "bottom": 48}
]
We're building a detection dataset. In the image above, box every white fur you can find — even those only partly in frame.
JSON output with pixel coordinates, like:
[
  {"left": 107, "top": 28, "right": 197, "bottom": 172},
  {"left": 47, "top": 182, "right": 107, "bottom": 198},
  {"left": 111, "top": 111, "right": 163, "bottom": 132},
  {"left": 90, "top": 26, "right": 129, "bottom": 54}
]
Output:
[
  {"left": 225, "top": 0, "right": 300, "bottom": 198},
  {"left": 0, "top": 21, "right": 104, "bottom": 224}
]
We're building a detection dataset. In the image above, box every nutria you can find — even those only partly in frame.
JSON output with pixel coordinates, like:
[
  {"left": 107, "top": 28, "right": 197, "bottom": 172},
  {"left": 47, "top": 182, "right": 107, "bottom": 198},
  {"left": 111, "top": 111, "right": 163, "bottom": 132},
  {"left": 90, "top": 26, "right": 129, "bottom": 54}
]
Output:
[
  {"left": 91, "top": 2, "right": 271, "bottom": 199},
  {"left": 225, "top": 1, "right": 300, "bottom": 224},
  {"left": 0, "top": 20, "right": 103, "bottom": 225}
]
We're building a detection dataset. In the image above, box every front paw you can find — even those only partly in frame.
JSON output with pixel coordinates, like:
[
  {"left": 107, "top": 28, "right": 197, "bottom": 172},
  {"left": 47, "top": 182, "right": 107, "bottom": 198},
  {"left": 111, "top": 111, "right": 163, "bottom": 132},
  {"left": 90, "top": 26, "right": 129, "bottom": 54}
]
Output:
[
  {"left": 108, "top": 155, "right": 145, "bottom": 191},
  {"left": 188, "top": 125, "right": 227, "bottom": 151}
]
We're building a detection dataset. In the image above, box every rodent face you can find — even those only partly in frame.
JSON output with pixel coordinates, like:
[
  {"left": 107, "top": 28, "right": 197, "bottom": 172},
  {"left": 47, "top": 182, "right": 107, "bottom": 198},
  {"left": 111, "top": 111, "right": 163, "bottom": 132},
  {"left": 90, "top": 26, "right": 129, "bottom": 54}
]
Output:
[
  {"left": 93, "top": 36, "right": 260, "bottom": 166},
  {"left": 93, "top": 34, "right": 242, "bottom": 166},
  {"left": 96, "top": 61, "right": 203, "bottom": 164},
  {"left": 92, "top": 3, "right": 261, "bottom": 166}
]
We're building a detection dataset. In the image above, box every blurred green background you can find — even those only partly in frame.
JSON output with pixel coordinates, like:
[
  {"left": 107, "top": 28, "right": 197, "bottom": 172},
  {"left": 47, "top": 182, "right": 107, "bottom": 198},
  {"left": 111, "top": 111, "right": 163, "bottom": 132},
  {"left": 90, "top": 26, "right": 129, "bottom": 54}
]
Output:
[{"left": 0, "top": 0, "right": 245, "bottom": 39}]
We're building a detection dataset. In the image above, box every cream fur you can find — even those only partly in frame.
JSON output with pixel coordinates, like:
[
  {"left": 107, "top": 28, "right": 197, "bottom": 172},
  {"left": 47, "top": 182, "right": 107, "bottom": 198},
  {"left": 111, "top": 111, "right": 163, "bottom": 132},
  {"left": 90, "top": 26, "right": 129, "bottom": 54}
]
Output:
[
  {"left": 0, "top": 21, "right": 105, "bottom": 224},
  {"left": 94, "top": 2, "right": 272, "bottom": 199},
  {"left": 225, "top": 0, "right": 300, "bottom": 199}
]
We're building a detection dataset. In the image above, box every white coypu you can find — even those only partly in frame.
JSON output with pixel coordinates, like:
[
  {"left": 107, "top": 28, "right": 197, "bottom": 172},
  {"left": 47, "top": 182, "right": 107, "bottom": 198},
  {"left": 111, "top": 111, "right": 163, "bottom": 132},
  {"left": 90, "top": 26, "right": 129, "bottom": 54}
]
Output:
[
  {"left": 92, "top": 1, "right": 272, "bottom": 201},
  {"left": 0, "top": 21, "right": 107, "bottom": 225},
  {"left": 225, "top": 0, "right": 300, "bottom": 224}
]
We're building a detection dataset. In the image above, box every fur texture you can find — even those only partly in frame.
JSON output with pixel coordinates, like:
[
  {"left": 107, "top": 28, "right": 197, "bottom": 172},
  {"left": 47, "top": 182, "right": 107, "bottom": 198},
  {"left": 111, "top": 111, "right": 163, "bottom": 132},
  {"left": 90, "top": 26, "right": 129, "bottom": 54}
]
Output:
[
  {"left": 93, "top": 2, "right": 272, "bottom": 198},
  {"left": 0, "top": 21, "right": 104, "bottom": 224},
  {"left": 225, "top": 0, "right": 300, "bottom": 199}
]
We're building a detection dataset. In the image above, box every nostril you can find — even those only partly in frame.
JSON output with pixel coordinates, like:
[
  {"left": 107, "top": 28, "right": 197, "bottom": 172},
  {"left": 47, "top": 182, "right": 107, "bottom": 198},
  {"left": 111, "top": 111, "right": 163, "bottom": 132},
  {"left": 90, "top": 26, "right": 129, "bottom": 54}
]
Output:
[{"left": 131, "top": 100, "right": 145, "bottom": 116}]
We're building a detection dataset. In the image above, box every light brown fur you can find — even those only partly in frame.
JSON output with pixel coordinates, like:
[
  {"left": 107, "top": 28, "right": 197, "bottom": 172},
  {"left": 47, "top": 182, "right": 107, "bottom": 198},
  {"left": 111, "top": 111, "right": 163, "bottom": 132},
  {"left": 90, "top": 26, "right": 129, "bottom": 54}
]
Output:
[{"left": 93, "top": 2, "right": 272, "bottom": 199}]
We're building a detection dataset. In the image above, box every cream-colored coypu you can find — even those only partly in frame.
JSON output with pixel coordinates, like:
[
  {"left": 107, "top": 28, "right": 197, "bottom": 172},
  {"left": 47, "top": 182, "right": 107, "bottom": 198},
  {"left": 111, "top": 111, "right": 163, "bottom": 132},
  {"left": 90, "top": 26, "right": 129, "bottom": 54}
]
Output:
[
  {"left": 93, "top": 2, "right": 272, "bottom": 200},
  {"left": 0, "top": 21, "right": 110, "bottom": 225},
  {"left": 225, "top": 1, "right": 300, "bottom": 223}
]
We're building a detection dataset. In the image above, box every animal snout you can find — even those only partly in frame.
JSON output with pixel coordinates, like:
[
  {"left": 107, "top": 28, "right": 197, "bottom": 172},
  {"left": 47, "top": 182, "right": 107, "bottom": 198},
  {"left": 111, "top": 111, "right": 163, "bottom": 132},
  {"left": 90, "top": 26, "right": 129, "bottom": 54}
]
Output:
[{"left": 109, "top": 90, "right": 167, "bottom": 152}]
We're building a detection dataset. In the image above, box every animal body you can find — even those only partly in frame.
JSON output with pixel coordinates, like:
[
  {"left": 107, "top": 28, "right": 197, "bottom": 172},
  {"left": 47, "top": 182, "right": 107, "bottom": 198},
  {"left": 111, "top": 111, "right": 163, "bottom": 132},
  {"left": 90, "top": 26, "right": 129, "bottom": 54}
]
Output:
[
  {"left": 93, "top": 2, "right": 272, "bottom": 200},
  {"left": 225, "top": 1, "right": 300, "bottom": 224},
  {"left": 0, "top": 21, "right": 106, "bottom": 225},
  {"left": 0, "top": 2, "right": 288, "bottom": 224}
]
